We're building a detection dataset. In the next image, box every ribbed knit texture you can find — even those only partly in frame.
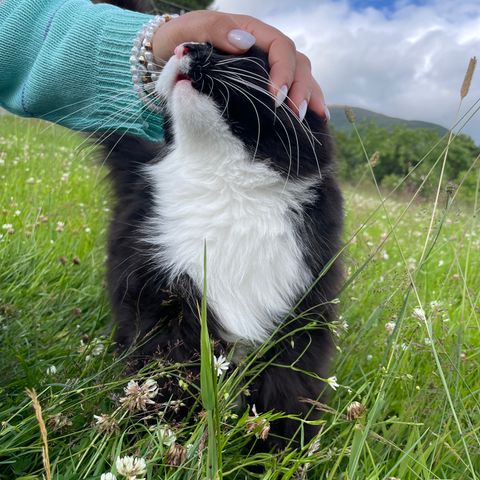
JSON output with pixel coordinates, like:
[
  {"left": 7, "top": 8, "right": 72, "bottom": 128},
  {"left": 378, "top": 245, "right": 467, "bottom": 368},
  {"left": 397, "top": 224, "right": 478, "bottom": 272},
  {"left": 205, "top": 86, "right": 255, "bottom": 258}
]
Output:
[{"left": 0, "top": 0, "right": 164, "bottom": 141}]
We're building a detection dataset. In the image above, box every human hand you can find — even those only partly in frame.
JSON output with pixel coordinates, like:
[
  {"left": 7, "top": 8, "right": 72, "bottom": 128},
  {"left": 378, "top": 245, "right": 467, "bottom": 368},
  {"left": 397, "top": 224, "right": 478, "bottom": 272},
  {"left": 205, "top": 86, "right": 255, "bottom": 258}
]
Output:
[{"left": 152, "top": 11, "right": 328, "bottom": 122}]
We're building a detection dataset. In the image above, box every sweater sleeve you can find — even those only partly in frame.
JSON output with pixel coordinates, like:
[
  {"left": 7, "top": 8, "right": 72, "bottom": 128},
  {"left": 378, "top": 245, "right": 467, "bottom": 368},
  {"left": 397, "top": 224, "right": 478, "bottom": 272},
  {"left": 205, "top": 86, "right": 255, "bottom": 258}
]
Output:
[{"left": 0, "top": 0, "right": 164, "bottom": 141}]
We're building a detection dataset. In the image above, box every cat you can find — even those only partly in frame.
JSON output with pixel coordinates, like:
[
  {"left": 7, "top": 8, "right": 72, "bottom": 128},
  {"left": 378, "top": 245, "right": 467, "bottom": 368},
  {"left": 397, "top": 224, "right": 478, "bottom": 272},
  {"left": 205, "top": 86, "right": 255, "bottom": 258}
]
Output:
[{"left": 101, "top": 43, "right": 343, "bottom": 450}]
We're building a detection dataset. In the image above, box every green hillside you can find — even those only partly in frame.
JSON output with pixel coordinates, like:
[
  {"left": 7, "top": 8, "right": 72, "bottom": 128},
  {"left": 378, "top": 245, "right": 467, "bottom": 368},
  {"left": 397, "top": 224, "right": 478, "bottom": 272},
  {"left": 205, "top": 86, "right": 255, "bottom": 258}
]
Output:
[{"left": 329, "top": 105, "right": 449, "bottom": 136}]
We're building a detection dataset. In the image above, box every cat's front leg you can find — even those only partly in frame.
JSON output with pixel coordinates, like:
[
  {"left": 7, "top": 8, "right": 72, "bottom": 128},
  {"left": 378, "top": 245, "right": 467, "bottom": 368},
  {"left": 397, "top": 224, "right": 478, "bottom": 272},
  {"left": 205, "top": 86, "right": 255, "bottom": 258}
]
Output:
[{"left": 248, "top": 325, "right": 333, "bottom": 450}]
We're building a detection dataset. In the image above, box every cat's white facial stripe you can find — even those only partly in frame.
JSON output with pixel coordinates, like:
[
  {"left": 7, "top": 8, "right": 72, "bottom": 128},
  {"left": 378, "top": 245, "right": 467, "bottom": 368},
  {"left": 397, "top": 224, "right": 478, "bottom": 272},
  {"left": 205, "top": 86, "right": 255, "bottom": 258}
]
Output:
[{"left": 144, "top": 82, "right": 316, "bottom": 343}]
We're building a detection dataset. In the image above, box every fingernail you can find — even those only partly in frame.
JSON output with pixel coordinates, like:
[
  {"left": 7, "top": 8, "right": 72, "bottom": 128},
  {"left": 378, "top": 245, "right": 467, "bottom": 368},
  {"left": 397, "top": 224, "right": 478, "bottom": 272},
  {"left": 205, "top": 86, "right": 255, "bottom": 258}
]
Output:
[
  {"left": 228, "top": 29, "right": 256, "bottom": 50},
  {"left": 325, "top": 105, "right": 331, "bottom": 122},
  {"left": 275, "top": 85, "right": 288, "bottom": 108},
  {"left": 299, "top": 100, "right": 308, "bottom": 122}
]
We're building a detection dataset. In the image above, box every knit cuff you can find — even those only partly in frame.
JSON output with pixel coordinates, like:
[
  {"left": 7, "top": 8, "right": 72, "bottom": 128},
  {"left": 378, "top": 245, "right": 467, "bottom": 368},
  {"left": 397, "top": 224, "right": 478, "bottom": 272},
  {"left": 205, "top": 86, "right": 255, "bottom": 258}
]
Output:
[{"left": 95, "top": 7, "right": 164, "bottom": 142}]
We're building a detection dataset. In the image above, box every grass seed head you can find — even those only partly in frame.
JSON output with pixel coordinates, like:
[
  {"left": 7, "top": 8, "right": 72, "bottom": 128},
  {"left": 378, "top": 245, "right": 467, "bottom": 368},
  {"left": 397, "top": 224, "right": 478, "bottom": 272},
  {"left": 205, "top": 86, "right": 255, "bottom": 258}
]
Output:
[
  {"left": 345, "top": 106, "right": 356, "bottom": 124},
  {"left": 460, "top": 57, "right": 477, "bottom": 99}
]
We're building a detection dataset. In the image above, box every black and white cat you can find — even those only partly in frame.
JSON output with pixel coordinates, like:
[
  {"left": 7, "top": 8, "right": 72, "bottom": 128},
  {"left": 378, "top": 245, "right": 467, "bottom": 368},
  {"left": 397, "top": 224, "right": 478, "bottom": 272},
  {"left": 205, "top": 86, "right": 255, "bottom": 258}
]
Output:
[{"left": 103, "top": 43, "right": 343, "bottom": 448}]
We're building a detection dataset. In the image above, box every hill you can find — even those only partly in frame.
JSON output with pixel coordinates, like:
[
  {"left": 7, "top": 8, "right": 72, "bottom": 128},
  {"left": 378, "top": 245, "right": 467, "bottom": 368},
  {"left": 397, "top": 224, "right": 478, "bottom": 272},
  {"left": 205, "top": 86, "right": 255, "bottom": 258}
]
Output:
[{"left": 328, "top": 105, "right": 449, "bottom": 136}]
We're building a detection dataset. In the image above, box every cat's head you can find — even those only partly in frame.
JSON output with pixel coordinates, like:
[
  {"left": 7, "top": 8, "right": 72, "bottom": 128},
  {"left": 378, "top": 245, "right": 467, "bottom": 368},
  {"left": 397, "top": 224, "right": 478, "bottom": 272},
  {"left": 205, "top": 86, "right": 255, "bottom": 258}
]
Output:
[{"left": 155, "top": 42, "right": 333, "bottom": 178}]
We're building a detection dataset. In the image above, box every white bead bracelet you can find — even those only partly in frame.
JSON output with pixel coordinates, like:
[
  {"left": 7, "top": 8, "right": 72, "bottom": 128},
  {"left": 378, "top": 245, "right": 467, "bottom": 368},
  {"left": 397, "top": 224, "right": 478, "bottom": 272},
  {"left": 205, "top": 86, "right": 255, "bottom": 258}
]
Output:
[{"left": 130, "top": 14, "right": 178, "bottom": 113}]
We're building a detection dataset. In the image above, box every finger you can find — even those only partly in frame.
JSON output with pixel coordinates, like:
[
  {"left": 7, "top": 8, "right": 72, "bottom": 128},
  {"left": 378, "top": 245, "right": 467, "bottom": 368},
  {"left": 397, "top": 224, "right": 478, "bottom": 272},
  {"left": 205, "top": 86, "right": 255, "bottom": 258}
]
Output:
[
  {"left": 234, "top": 16, "right": 297, "bottom": 97},
  {"left": 309, "top": 80, "right": 329, "bottom": 121},
  {"left": 286, "top": 54, "right": 327, "bottom": 120}
]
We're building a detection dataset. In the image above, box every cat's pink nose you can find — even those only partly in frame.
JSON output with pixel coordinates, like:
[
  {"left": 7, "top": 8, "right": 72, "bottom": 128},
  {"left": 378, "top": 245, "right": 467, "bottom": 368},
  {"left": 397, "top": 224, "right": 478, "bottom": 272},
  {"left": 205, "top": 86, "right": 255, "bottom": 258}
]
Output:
[{"left": 174, "top": 44, "right": 190, "bottom": 59}]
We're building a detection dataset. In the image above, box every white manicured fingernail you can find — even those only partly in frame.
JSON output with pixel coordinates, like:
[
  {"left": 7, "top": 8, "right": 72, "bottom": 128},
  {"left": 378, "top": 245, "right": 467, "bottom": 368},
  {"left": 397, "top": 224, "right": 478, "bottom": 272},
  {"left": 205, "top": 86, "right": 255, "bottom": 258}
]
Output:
[
  {"left": 299, "top": 100, "right": 308, "bottom": 122},
  {"left": 325, "top": 105, "right": 331, "bottom": 122},
  {"left": 228, "top": 29, "right": 256, "bottom": 49},
  {"left": 275, "top": 85, "right": 288, "bottom": 107}
]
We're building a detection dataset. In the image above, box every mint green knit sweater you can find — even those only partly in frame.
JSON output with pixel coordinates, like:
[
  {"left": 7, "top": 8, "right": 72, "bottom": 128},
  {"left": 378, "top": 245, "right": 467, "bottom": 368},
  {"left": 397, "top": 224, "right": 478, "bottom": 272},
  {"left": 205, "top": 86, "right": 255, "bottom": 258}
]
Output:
[{"left": 0, "top": 0, "right": 164, "bottom": 140}]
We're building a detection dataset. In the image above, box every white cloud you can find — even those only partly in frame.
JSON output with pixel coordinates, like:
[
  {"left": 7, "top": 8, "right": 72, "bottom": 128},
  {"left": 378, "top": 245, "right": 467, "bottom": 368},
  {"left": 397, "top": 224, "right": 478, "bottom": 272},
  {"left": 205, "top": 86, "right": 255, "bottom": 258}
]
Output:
[{"left": 212, "top": 0, "right": 480, "bottom": 143}]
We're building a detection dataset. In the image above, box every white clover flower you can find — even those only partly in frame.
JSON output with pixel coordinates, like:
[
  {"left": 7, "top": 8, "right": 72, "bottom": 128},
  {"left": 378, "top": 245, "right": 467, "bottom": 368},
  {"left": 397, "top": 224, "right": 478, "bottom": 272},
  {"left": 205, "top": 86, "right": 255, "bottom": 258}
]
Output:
[
  {"left": 119, "top": 378, "right": 158, "bottom": 411},
  {"left": 326, "top": 376, "right": 339, "bottom": 391},
  {"left": 100, "top": 473, "right": 117, "bottom": 480},
  {"left": 385, "top": 321, "right": 396, "bottom": 335},
  {"left": 424, "top": 337, "right": 432, "bottom": 346},
  {"left": 2, "top": 224, "right": 13, "bottom": 230},
  {"left": 412, "top": 307, "right": 426, "bottom": 322},
  {"left": 94, "top": 413, "right": 119, "bottom": 434},
  {"left": 46, "top": 365, "right": 57, "bottom": 375},
  {"left": 159, "top": 426, "right": 177, "bottom": 447},
  {"left": 115, "top": 455, "right": 147, "bottom": 479},
  {"left": 213, "top": 354, "right": 230, "bottom": 377},
  {"left": 56, "top": 221, "right": 65, "bottom": 232},
  {"left": 438, "top": 259, "right": 444, "bottom": 267},
  {"left": 85, "top": 227, "right": 91, "bottom": 233}
]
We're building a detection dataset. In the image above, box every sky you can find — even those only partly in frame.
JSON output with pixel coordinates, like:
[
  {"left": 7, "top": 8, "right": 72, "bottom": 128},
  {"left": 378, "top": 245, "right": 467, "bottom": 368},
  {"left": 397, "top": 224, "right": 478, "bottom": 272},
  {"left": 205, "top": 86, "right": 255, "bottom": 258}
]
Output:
[{"left": 212, "top": 0, "right": 480, "bottom": 143}]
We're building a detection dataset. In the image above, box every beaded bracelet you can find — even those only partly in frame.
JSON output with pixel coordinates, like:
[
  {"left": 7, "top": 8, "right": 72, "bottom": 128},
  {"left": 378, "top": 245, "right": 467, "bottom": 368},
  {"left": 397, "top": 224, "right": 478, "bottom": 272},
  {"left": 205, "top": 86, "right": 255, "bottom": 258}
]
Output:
[{"left": 130, "top": 14, "right": 178, "bottom": 113}]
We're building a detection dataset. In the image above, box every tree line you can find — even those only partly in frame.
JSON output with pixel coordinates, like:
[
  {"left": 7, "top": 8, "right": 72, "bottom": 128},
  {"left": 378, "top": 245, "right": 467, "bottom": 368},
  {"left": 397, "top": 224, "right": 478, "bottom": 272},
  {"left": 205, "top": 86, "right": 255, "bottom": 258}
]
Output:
[{"left": 332, "top": 122, "right": 479, "bottom": 201}]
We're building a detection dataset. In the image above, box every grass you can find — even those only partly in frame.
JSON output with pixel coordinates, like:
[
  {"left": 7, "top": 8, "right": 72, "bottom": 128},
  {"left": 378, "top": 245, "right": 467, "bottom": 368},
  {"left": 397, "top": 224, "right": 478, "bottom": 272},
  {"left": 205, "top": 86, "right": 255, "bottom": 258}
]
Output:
[{"left": 0, "top": 113, "right": 479, "bottom": 479}]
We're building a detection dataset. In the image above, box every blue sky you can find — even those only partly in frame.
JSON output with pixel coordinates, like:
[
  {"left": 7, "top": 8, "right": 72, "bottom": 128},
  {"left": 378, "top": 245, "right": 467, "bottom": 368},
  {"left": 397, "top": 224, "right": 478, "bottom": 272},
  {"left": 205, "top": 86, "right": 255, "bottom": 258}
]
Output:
[
  {"left": 348, "top": 0, "right": 426, "bottom": 9},
  {"left": 214, "top": 0, "right": 480, "bottom": 143}
]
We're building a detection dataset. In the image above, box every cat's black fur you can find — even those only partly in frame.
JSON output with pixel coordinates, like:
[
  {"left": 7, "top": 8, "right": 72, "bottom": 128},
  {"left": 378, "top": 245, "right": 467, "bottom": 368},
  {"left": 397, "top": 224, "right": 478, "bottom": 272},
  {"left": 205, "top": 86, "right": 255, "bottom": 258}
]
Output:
[{"left": 101, "top": 43, "right": 343, "bottom": 450}]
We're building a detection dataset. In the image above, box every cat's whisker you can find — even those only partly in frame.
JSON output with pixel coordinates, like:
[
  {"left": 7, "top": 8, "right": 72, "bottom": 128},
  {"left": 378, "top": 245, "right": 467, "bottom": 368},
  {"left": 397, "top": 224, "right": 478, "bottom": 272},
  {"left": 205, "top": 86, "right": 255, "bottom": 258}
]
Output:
[
  {"left": 213, "top": 77, "right": 263, "bottom": 164},
  {"left": 214, "top": 74, "right": 298, "bottom": 182}
]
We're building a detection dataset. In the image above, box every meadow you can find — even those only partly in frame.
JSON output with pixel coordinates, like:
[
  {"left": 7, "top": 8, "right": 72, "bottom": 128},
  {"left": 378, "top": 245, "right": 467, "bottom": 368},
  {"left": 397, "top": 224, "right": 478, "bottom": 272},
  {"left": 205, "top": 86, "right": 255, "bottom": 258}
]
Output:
[{"left": 0, "top": 112, "right": 478, "bottom": 479}]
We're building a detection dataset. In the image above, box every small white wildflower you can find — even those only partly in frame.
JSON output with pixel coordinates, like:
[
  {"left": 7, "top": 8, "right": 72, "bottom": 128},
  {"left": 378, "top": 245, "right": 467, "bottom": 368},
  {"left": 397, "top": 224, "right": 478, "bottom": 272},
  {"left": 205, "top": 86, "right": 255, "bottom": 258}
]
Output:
[
  {"left": 213, "top": 354, "right": 230, "bottom": 377},
  {"left": 115, "top": 455, "right": 147, "bottom": 479},
  {"left": 385, "top": 321, "right": 396, "bottom": 335},
  {"left": 2, "top": 224, "right": 13, "bottom": 230},
  {"left": 14, "top": 210, "right": 21, "bottom": 216},
  {"left": 100, "top": 473, "right": 116, "bottom": 480},
  {"left": 367, "top": 354, "right": 373, "bottom": 361},
  {"left": 381, "top": 251, "right": 389, "bottom": 261},
  {"left": 26, "top": 177, "right": 35, "bottom": 184},
  {"left": 401, "top": 342, "right": 408, "bottom": 351},
  {"left": 85, "top": 227, "right": 91, "bottom": 233},
  {"left": 438, "top": 259, "right": 444, "bottom": 267},
  {"left": 46, "top": 365, "right": 57, "bottom": 375},
  {"left": 412, "top": 307, "right": 426, "bottom": 322},
  {"left": 119, "top": 378, "right": 158, "bottom": 411},
  {"left": 56, "top": 221, "right": 65, "bottom": 232},
  {"left": 424, "top": 337, "right": 432, "bottom": 346},
  {"left": 326, "top": 376, "right": 339, "bottom": 391},
  {"left": 90, "top": 338, "right": 105, "bottom": 357},
  {"left": 61, "top": 173, "right": 69, "bottom": 182}
]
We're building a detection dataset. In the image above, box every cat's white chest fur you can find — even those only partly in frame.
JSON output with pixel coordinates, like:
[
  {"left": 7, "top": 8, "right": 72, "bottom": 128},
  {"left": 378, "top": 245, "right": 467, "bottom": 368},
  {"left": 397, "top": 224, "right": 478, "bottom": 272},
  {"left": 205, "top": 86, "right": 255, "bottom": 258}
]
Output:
[{"left": 146, "top": 78, "right": 315, "bottom": 343}]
